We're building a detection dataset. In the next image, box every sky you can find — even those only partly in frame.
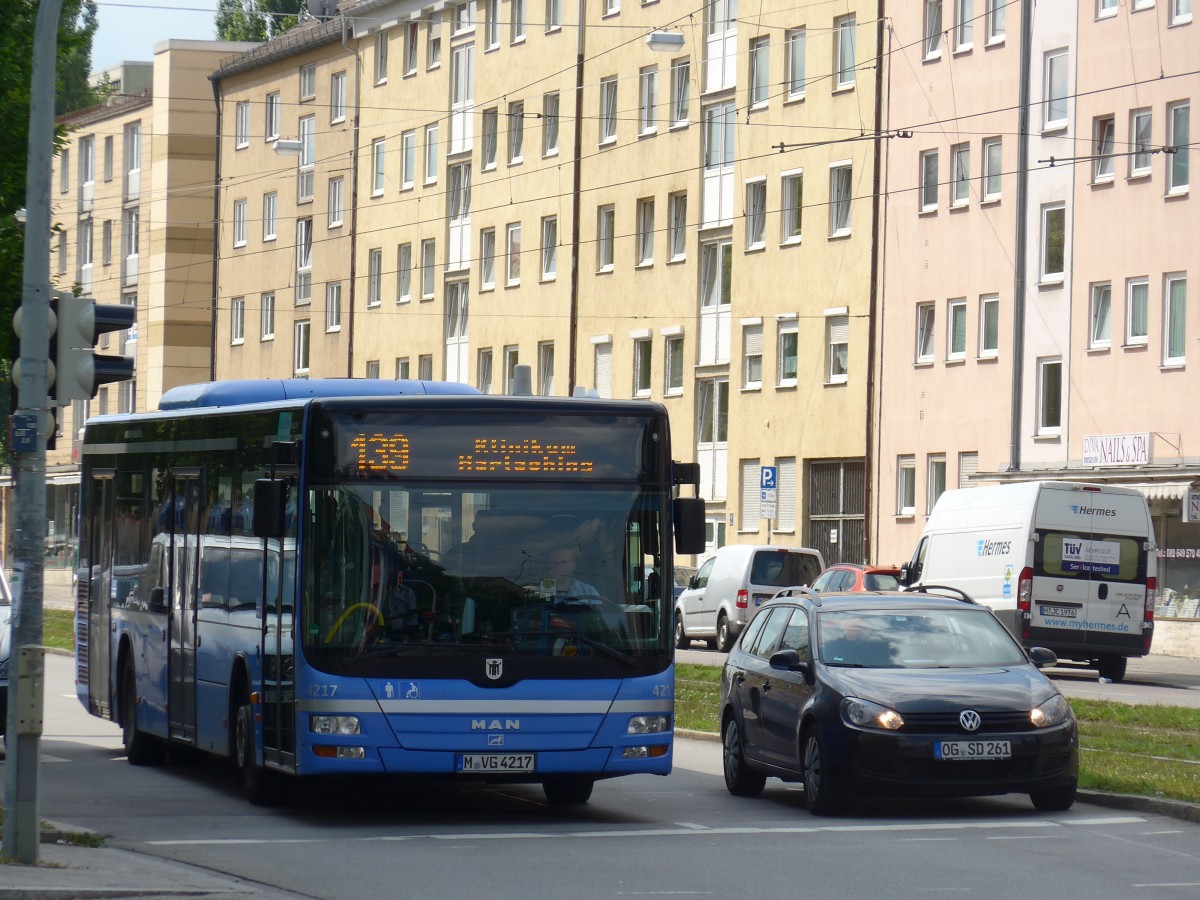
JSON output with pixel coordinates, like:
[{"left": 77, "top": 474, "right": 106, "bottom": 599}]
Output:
[{"left": 91, "top": 0, "right": 223, "bottom": 73}]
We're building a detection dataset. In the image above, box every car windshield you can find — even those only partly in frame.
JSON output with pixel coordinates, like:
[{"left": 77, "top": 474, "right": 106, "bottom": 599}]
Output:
[{"left": 818, "top": 607, "right": 1028, "bottom": 668}]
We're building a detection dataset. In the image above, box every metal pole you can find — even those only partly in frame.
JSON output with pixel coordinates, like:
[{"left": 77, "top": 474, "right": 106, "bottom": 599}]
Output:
[
  {"left": 566, "top": 0, "right": 586, "bottom": 395},
  {"left": 4, "top": 0, "right": 65, "bottom": 865}
]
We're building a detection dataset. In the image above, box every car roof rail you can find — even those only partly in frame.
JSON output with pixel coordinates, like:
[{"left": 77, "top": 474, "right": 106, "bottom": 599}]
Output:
[
  {"left": 775, "top": 584, "right": 822, "bottom": 606},
  {"left": 902, "top": 584, "right": 978, "bottom": 605}
]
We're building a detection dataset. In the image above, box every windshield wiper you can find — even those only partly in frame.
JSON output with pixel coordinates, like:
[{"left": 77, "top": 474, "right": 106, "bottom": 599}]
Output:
[{"left": 462, "top": 629, "right": 637, "bottom": 667}]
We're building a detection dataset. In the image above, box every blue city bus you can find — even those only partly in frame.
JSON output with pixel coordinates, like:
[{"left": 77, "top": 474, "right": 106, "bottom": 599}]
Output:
[{"left": 75, "top": 379, "right": 705, "bottom": 804}]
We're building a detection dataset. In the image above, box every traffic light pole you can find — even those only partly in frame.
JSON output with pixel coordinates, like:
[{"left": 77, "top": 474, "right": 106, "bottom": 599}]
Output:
[{"left": 4, "top": 0, "right": 64, "bottom": 864}]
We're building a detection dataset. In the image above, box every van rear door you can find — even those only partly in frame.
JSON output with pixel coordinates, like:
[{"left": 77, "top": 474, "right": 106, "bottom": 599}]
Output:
[{"left": 1029, "top": 487, "right": 1150, "bottom": 658}]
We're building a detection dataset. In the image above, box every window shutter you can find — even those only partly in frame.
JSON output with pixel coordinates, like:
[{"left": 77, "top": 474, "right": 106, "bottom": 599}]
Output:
[
  {"left": 594, "top": 343, "right": 613, "bottom": 398},
  {"left": 958, "top": 451, "right": 978, "bottom": 487},
  {"left": 741, "top": 459, "right": 761, "bottom": 529},
  {"left": 776, "top": 458, "right": 797, "bottom": 530}
]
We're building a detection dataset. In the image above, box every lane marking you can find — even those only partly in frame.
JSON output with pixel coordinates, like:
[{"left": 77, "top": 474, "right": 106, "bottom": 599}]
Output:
[{"left": 1142, "top": 830, "right": 1184, "bottom": 836}]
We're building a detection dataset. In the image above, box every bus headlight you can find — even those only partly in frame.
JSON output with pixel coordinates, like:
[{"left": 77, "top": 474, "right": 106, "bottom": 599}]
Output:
[
  {"left": 311, "top": 715, "right": 361, "bottom": 735},
  {"left": 627, "top": 715, "right": 670, "bottom": 734}
]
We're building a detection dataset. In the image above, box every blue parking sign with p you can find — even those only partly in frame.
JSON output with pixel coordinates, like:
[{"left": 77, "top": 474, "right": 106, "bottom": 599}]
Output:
[{"left": 761, "top": 466, "right": 777, "bottom": 490}]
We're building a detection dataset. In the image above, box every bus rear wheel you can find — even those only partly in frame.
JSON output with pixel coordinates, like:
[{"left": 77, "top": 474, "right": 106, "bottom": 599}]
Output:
[
  {"left": 542, "top": 776, "right": 594, "bottom": 805},
  {"left": 235, "top": 702, "right": 282, "bottom": 806},
  {"left": 121, "top": 664, "right": 164, "bottom": 766}
]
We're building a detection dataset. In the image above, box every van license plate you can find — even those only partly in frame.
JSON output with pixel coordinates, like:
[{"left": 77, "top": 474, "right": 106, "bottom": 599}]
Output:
[
  {"left": 753, "top": 594, "right": 771, "bottom": 606},
  {"left": 458, "top": 753, "right": 536, "bottom": 773},
  {"left": 1039, "top": 605, "right": 1077, "bottom": 618},
  {"left": 933, "top": 740, "right": 1011, "bottom": 760}
]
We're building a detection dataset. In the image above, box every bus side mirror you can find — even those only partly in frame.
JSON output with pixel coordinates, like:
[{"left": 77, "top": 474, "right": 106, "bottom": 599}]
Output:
[
  {"left": 253, "top": 479, "right": 287, "bottom": 539},
  {"left": 673, "top": 497, "right": 706, "bottom": 555}
]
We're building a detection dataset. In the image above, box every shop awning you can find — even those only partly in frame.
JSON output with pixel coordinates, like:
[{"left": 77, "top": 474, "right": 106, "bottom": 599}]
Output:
[{"left": 1121, "top": 481, "right": 1195, "bottom": 501}]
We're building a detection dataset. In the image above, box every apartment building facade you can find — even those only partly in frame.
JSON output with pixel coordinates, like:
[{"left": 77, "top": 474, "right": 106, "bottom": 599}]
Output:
[
  {"left": 213, "top": 0, "right": 883, "bottom": 565},
  {"left": 875, "top": 0, "right": 1199, "bottom": 601}
]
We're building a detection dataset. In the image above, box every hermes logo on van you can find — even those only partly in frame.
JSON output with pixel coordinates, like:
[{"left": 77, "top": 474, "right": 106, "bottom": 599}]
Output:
[
  {"left": 976, "top": 539, "right": 1011, "bottom": 557},
  {"left": 1070, "top": 504, "right": 1117, "bottom": 517}
]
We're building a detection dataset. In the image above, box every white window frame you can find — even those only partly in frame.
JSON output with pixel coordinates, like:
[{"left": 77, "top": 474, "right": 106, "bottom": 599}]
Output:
[
  {"left": 667, "top": 192, "right": 687, "bottom": 261},
  {"left": 265, "top": 92, "right": 280, "bottom": 140},
  {"left": 1089, "top": 283, "right": 1112, "bottom": 349},
  {"left": 664, "top": 334, "right": 685, "bottom": 395},
  {"left": 744, "top": 179, "right": 766, "bottom": 249},
  {"left": 1167, "top": 101, "right": 1190, "bottom": 194},
  {"left": 1044, "top": 49, "right": 1069, "bottom": 130},
  {"left": 951, "top": 143, "right": 970, "bottom": 206},
  {"left": 633, "top": 337, "right": 652, "bottom": 397},
  {"left": 916, "top": 303, "right": 936, "bottom": 363},
  {"left": 326, "top": 282, "right": 342, "bottom": 332},
  {"left": 979, "top": 294, "right": 999, "bottom": 358},
  {"left": 639, "top": 66, "right": 658, "bottom": 134},
  {"left": 261, "top": 292, "right": 275, "bottom": 341},
  {"left": 924, "top": 0, "right": 943, "bottom": 60},
  {"left": 1171, "top": 0, "right": 1193, "bottom": 25},
  {"left": 954, "top": 0, "right": 973, "bottom": 51},
  {"left": 421, "top": 239, "right": 437, "bottom": 299},
  {"left": 424, "top": 123, "right": 439, "bottom": 184},
  {"left": 235, "top": 101, "right": 250, "bottom": 148},
  {"left": 298, "top": 115, "right": 316, "bottom": 202},
  {"left": 546, "top": 0, "right": 562, "bottom": 31},
  {"left": 829, "top": 161, "right": 852, "bottom": 236},
  {"left": 1098, "top": 0, "right": 1118, "bottom": 18},
  {"left": 330, "top": 73, "right": 346, "bottom": 123},
  {"left": 401, "top": 130, "right": 416, "bottom": 189},
  {"left": 826, "top": 313, "right": 848, "bottom": 384},
  {"left": 1130, "top": 109, "right": 1153, "bottom": 176},
  {"left": 1037, "top": 358, "right": 1063, "bottom": 434},
  {"left": 231, "top": 297, "right": 245, "bottom": 344},
  {"left": 919, "top": 149, "right": 939, "bottom": 211},
  {"left": 538, "top": 342, "right": 555, "bottom": 396},
  {"left": 834, "top": 14, "right": 856, "bottom": 89},
  {"left": 299, "top": 64, "right": 316, "bottom": 101},
  {"left": 749, "top": 37, "right": 769, "bottom": 107},
  {"left": 897, "top": 456, "right": 916, "bottom": 516},
  {"left": 367, "top": 248, "right": 383, "bottom": 308},
  {"left": 985, "top": 0, "right": 1005, "bottom": 42},
  {"left": 1040, "top": 202, "right": 1066, "bottom": 283},
  {"left": 982, "top": 136, "right": 1002, "bottom": 200},
  {"left": 785, "top": 29, "right": 806, "bottom": 100},
  {"left": 670, "top": 57, "right": 690, "bottom": 126},
  {"left": 600, "top": 77, "right": 618, "bottom": 143},
  {"left": 263, "top": 192, "right": 277, "bottom": 241},
  {"left": 742, "top": 321, "right": 763, "bottom": 389},
  {"left": 947, "top": 298, "right": 967, "bottom": 360},
  {"left": 781, "top": 170, "right": 803, "bottom": 242},
  {"left": 1126, "top": 277, "right": 1149, "bottom": 347},
  {"left": 328, "top": 177, "right": 344, "bottom": 228},
  {"left": 636, "top": 197, "right": 655, "bottom": 265},
  {"left": 1164, "top": 274, "right": 1188, "bottom": 365},
  {"left": 508, "top": 101, "right": 524, "bottom": 164},
  {"left": 294, "top": 320, "right": 311, "bottom": 375},
  {"left": 477, "top": 349, "right": 492, "bottom": 393},
  {"left": 543, "top": 93, "right": 560, "bottom": 156},
  {"left": 927, "top": 455, "right": 947, "bottom": 514},
  {"left": 597, "top": 204, "right": 615, "bottom": 271},
  {"left": 397, "top": 244, "right": 413, "bottom": 303},
  {"left": 479, "top": 229, "right": 495, "bottom": 289},
  {"left": 1093, "top": 115, "right": 1115, "bottom": 182},
  {"left": 372, "top": 138, "right": 386, "bottom": 196},
  {"left": 232, "top": 199, "right": 247, "bottom": 247},
  {"left": 375, "top": 30, "right": 389, "bottom": 83},
  {"left": 506, "top": 222, "right": 522, "bottom": 286},
  {"left": 482, "top": 108, "right": 498, "bottom": 170},
  {"left": 511, "top": 0, "right": 525, "bottom": 42},
  {"left": 541, "top": 215, "right": 557, "bottom": 280},
  {"left": 776, "top": 318, "right": 798, "bottom": 386}
]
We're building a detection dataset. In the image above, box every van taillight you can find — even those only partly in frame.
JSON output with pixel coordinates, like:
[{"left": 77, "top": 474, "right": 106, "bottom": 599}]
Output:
[
  {"left": 1017, "top": 566, "right": 1033, "bottom": 640},
  {"left": 1144, "top": 576, "right": 1156, "bottom": 651},
  {"left": 736, "top": 589, "right": 748, "bottom": 609}
]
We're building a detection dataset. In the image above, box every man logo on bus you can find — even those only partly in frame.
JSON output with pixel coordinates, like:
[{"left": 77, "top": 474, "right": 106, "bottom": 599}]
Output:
[{"left": 486, "top": 658, "right": 504, "bottom": 680}]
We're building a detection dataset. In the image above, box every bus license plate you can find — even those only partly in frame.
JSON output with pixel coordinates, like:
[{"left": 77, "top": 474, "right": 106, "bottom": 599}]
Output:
[
  {"left": 934, "top": 740, "right": 1011, "bottom": 760},
  {"left": 458, "top": 753, "right": 536, "bottom": 773}
]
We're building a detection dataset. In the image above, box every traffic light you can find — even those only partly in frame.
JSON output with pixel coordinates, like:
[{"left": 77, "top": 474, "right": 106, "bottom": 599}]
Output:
[{"left": 54, "top": 289, "right": 136, "bottom": 405}]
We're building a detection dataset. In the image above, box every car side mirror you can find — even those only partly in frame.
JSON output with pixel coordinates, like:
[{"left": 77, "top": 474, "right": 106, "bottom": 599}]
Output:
[
  {"left": 898, "top": 564, "right": 912, "bottom": 586},
  {"left": 1028, "top": 646, "right": 1057, "bottom": 668},
  {"left": 769, "top": 648, "right": 810, "bottom": 675}
]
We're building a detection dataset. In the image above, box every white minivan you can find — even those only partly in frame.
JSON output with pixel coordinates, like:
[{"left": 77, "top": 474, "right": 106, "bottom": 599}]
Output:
[
  {"left": 900, "top": 480, "right": 1156, "bottom": 682},
  {"left": 675, "top": 545, "right": 824, "bottom": 652}
]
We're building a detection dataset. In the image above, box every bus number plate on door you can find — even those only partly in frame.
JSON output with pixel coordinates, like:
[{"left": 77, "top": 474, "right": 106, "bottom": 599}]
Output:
[{"left": 458, "top": 753, "right": 536, "bottom": 773}]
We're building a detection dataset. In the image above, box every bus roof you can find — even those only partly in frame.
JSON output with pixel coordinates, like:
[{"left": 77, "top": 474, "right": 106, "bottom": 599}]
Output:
[{"left": 158, "top": 379, "right": 480, "bottom": 410}]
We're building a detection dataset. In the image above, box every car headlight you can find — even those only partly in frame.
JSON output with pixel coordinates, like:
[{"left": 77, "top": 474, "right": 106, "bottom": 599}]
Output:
[
  {"left": 627, "top": 715, "right": 671, "bottom": 734},
  {"left": 1030, "top": 694, "right": 1073, "bottom": 728},
  {"left": 310, "top": 715, "right": 361, "bottom": 735},
  {"left": 841, "top": 697, "right": 904, "bottom": 731}
]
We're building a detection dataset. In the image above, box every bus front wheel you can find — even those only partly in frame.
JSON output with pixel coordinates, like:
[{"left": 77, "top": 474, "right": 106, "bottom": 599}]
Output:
[
  {"left": 542, "top": 776, "right": 594, "bottom": 806},
  {"left": 235, "top": 702, "right": 281, "bottom": 806}
]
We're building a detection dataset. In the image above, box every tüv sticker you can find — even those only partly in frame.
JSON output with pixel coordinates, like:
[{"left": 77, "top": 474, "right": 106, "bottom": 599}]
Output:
[{"left": 1061, "top": 538, "right": 1121, "bottom": 576}]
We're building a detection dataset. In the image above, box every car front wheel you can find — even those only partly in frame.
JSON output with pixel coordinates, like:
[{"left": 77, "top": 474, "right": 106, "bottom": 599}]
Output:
[
  {"left": 1030, "top": 781, "right": 1077, "bottom": 812},
  {"left": 802, "top": 729, "right": 842, "bottom": 816},
  {"left": 722, "top": 716, "right": 766, "bottom": 797}
]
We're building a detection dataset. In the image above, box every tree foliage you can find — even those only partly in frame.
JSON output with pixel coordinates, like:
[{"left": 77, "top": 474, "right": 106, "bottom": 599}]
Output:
[{"left": 216, "top": 0, "right": 307, "bottom": 42}]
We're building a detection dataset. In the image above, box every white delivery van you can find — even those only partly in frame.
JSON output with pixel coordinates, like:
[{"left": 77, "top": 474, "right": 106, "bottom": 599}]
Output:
[
  {"left": 675, "top": 545, "right": 824, "bottom": 652},
  {"left": 901, "top": 481, "right": 1156, "bottom": 682}
]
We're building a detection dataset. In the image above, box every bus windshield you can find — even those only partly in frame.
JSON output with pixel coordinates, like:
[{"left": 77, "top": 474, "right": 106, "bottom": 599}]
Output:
[{"left": 302, "top": 483, "right": 673, "bottom": 677}]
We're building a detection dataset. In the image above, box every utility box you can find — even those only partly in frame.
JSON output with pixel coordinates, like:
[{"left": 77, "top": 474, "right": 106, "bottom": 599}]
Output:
[{"left": 15, "top": 645, "right": 46, "bottom": 736}]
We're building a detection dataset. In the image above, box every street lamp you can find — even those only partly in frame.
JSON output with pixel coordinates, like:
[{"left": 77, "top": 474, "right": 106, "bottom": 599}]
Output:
[
  {"left": 645, "top": 30, "right": 685, "bottom": 52},
  {"left": 271, "top": 138, "right": 303, "bottom": 156}
]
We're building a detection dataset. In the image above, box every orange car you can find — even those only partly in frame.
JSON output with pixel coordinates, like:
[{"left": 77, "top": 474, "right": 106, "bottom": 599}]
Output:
[{"left": 811, "top": 563, "right": 902, "bottom": 593}]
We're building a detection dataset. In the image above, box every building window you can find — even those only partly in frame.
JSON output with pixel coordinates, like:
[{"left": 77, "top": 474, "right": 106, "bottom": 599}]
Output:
[
  {"left": 367, "top": 248, "right": 383, "bottom": 307},
  {"left": 1092, "top": 115, "right": 1115, "bottom": 182},
  {"left": 777, "top": 171, "right": 804, "bottom": 242},
  {"left": 375, "top": 29, "right": 389, "bottom": 82},
  {"left": 263, "top": 192, "right": 277, "bottom": 241},
  {"left": 1164, "top": 274, "right": 1188, "bottom": 365},
  {"left": 951, "top": 144, "right": 970, "bottom": 205},
  {"left": 421, "top": 239, "right": 436, "bottom": 299},
  {"left": 102, "top": 219, "right": 112, "bottom": 265},
  {"left": 265, "top": 92, "right": 280, "bottom": 139},
  {"left": 664, "top": 335, "right": 684, "bottom": 394},
  {"left": 364, "top": 360, "right": 380, "bottom": 379},
  {"left": 1168, "top": 101, "right": 1190, "bottom": 193},
  {"left": 294, "top": 320, "right": 311, "bottom": 374},
  {"left": 955, "top": 0, "right": 973, "bottom": 49},
  {"left": 1090, "top": 283, "right": 1112, "bottom": 348},
  {"left": 477, "top": 349, "right": 492, "bottom": 393},
  {"left": 395, "top": 357, "right": 410, "bottom": 380},
  {"left": 636, "top": 197, "right": 655, "bottom": 264},
  {"left": 671, "top": 57, "right": 690, "bottom": 125},
  {"left": 398, "top": 243, "right": 413, "bottom": 302},
  {"left": 405, "top": 22, "right": 419, "bottom": 74},
  {"left": 982, "top": 137, "right": 1002, "bottom": 200},
  {"left": 927, "top": 455, "right": 947, "bottom": 513},
  {"left": 1037, "top": 358, "right": 1062, "bottom": 433},
  {"left": 261, "top": 292, "right": 275, "bottom": 340},
  {"left": 744, "top": 180, "right": 766, "bottom": 248},
  {"left": 546, "top": 0, "right": 562, "bottom": 30},
  {"left": 428, "top": 13, "right": 442, "bottom": 67},
  {"left": 916, "top": 303, "right": 936, "bottom": 362},
  {"left": 1040, "top": 203, "right": 1065, "bottom": 282},
  {"left": 897, "top": 456, "right": 916, "bottom": 515},
  {"left": 958, "top": 451, "right": 979, "bottom": 487},
  {"left": 401, "top": 130, "right": 416, "bottom": 188},
  {"left": 235, "top": 101, "right": 250, "bottom": 148},
  {"left": 103, "top": 135, "right": 113, "bottom": 181},
  {"left": 1044, "top": 49, "right": 1068, "bottom": 129},
  {"left": 604, "top": 0, "right": 619, "bottom": 13},
  {"left": 834, "top": 14, "right": 856, "bottom": 89},
  {"left": 639, "top": 66, "right": 658, "bottom": 133},
  {"left": 372, "top": 138, "right": 386, "bottom": 195},
  {"left": 479, "top": 229, "right": 495, "bottom": 289},
  {"left": 330, "top": 73, "right": 346, "bottom": 122},
  {"left": 826, "top": 314, "right": 848, "bottom": 383},
  {"left": 777, "top": 319, "right": 798, "bottom": 385},
  {"left": 668, "top": 192, "right": 687, "bottom": 260},
  {"left": 924, "top": 0, "right": 943, "bottom": 59},
  {"left": 506, "top": 223, "right": 521, "bottom": 285},
  {"left": 232, "top": 199, "right": 247, "bottom": 247},
  {"left": 1126, "top": 278, "right": 1149, "bottom": 346},
  {"left": 786, "top": 29, "right": 806, "bottom": 99},
  {"left": 328, "top": 177, "right": 344, "bottom": 227},
  {"left": 986, "top": 0, "right": 1006, "bottom": 38},
  {"left": 749, "top": 37, "right": 769, "bottom": 107},
  {"left": 919, "top": 149, "right": 939, "bottom": 211},
  {"left": 503, "top": 346, "right": 519, "bottom": 392},
  {"left": 543, "top": 93, "right": 559, "bottom": 155},
  {"left": 742, "top": 322, "right": 763, "bottom": 389},
  {"left": 326, "top": 282, "right": 342, "bottom": 331},
  {"left": 1130, "top": 109, "right": 1153, "bottom": 176},
  {"left": 979, "top": 294, "right": 999, "bottom": 358},
  {"left": 425, "top": 123, "right": 439, "bottom": 183},
  {"left": 231, "top": 297, "right": 245, "bottom": 344},
  {"left": 599, "top": 76, "right": 617, "bottom": 143},
  {"left": 597, "top": 204, "right": 615, "bottom": 271},
  {"left": 1171, "top": 0, "right": 1193, "bottom": 25},
  {"left": 295, "top": 217, "right": 313, "bottom": 304},
  {"left": 947, "top": 299, "right": 967, "bottom": 360},
  {"left": 633, "top": 337, "right": 652, "bottom": 396},
  {"left": 510, "top": 0, "right": 525, "bottom": 42},
  {"left": 482, "top": 109, "right": 497, "bottom": 169},
  {"left": 299, "top": 63, "right": 316, "bottom": 100},
  {"left": 419, "top": 354, "right": 433, "bottom": 380},
  {"left": 485, "top": 0, "right": 501, "bottom": 46},
  {"left": 829, "top": 162, "right": 852, "bottom": 236},
  {"left": 541, "top": 216, "right": 557, "bottom": 279},
  {"left": 298, "top": 115, "right": 315, "bottom": 202},
  {"left": 508, "top": 101, "right": 524, "bottom": 163}
]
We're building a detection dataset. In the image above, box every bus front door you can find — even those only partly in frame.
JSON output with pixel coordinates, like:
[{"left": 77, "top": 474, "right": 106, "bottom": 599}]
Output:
[
  {"left": 168, "top": 471, "right": 202, "bottom": 743},
  {"left": 261, "top": 479, "right": 297, "bottom": 773},
  {"left": 85, "top": 473, "right": 115, "bottom": 717}
]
